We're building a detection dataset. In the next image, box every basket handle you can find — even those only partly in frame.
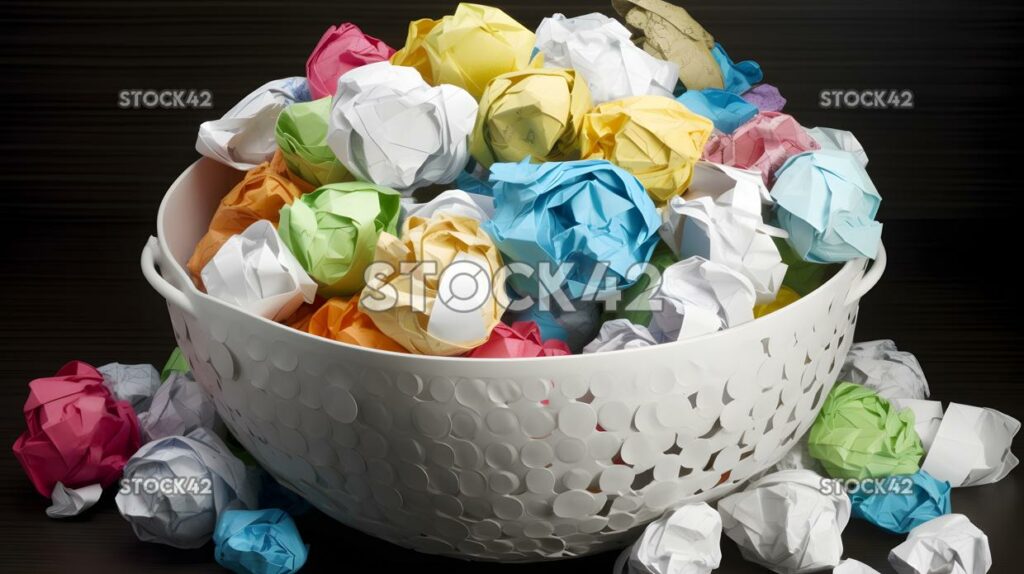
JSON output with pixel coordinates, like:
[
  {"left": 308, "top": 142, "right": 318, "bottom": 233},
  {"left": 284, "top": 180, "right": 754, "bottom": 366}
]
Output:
[
  {"left": 844, "top": 242, "right": 887, "bottom": 306},
  {"left": 141, "top": 236, "right": 197, "bottom": 316}
]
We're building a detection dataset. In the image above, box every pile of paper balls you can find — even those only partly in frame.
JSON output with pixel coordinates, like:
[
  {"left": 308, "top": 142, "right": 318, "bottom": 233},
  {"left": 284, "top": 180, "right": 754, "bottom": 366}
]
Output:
[{"left": 189, "top": 0, "right": 884, "bottom": 359}]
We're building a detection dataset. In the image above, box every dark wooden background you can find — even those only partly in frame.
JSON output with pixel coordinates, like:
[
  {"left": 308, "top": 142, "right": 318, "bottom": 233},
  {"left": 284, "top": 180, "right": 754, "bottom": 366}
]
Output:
[{"left": 1, "top": 0, "right": 1022, "bottom": 572}]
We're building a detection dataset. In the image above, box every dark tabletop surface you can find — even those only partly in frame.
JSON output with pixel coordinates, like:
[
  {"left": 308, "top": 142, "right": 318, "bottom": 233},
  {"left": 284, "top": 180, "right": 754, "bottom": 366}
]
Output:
[{"left": 1, "top": 0, "right": 1023, "bottom": 572}]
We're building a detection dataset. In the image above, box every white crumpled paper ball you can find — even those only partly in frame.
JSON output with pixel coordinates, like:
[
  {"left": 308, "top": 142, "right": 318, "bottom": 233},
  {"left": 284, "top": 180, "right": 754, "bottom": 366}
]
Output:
[
  {"left": 648, "top": 256, "right": 756, "bottom": 342},
  {"left": 137, "top": 372, "right": 219, "bottom": 442},
  {"left": 402, "top": 189, "right": 494, "bottom": 226},
  {"left": 327, "top": 61, "right": 477, "bottom": 193},
  {"left": 839, "top": 339, "right": 930, "bottom": 400},
  {"left": 98, "top": 362, "right": 162, "bottom": 412},
  {"left": 536, "top": 13, "right": 678, "bottom": 104},
  {"left": 115, "top": 428, "right": 257, "bottom": 549},
  {"left": 889, "top": 514, "right": 992, "bottom": 574},
  {"left": 617, "top": 502, "right": 722, "bottom": 574},
  {"left": 718, "top": 469, "right": 851, "bottom": 574},
  {"left": 583, "top": 318, "right": 659, "bottom": 353}
]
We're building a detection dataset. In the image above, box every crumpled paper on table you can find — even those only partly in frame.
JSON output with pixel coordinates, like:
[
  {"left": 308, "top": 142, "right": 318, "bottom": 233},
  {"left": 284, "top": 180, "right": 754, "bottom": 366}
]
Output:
[
  {"left": 98, "top": 362, "right": 162, "bottom": 412},
  {"left": 327, "top": 61, "right": 477, "bottom": 193},
  {"left": 196, "top": 77, "right": 310, "bottom": 171},
  {"left": 808, "top": 382, "right": 925, "bottom": 479},
  {"left": 201, "top": 220, "right": 318, "bottom": 321},
  {"left": 889, "top": 399, "right": 943, "bottom": 451},
  {"left": 806, "top": 126, "right": 869, "bottom": 168},
  {"left": 360, "top": 213, "right": 506, "bottom": 356},
  {"left": 187, "top": 161, "right": 306, "bottom": 287},
  {"left": 115, "top": 428, "right": 258, "bottom": 549},
  {"left": 835, "top": 559, "right": 882, "bottom": 574},
  {"left": 466, "top": 321, "right": 570, "bottom": 358},
  {"left": 618, "top": 502, "right": 722, "bottom": 574},
  {"left": 583, "top": 318, "right": 660, "bottom": 353},
  {"left": 307, "top": 297, "right": 406, "bottom": 352},
  {"left": 677, "top": 88, "right": 758, "bottom": 134},
  {"left": 535, "top": 12, "right": 678, "bottom": 105},
  {"left": 403, "top": 189, "right": 494, "bottom": 225},
  {"left": 46, "top": 482, "right": 103, "bottom": 519},
  {"left": 850, "top": 470, "right": 951, "bottom": 534},
  {"left": 921, "top": 403, "right": 1020, "bottom": 487},
  {"left": 305, "top": 22, "right": 395, "bottom": 100},
  {"left": 660, "top": 161, "right": 786, "bottom": 303},
  {"left": 772, "top": 149, "right": 883, "bottom": 263},
  {"left": 888, "top": 514, "right": 992, "bottom": 574},
  {"left": 718, "top": 469, "right": 851, "bottom": 574},
  {"left": 278, "top": 181, "right": 402, "bottom": 298},
  {"left": 840, "top": 340, "right": 930, "bottom": 400},
  {"left": 703, "top": 112, "right": 819, "bottom": 186},
  {"left": 611, "top": 0, "right": 722, "bottom": 90},
  {"left": 581, "top": 95, "right": 714, "bottom": 202},
  {"left": 483, "top": 159, "right": 661, "bottom": 300},
  {"left": 214, "top": 508, "right": 309, "bottom": 574},
  {"left": 12, "top": 361, "right": 141, "bottom": 497},
  {"left": 391, "top": 3, "right": 537, "bottom": 99},
  {"left": 711, "top": 43, "right": 762, "bottom": 95},
  {"left": 275, "top": 97, "right": 351, "bottom": 187},
  {"left": 648, "top": 256, "right": 756, "bottom": 342},
  {"left": 471, "top": 68, "right": 591, "bottom": 166},
  {"left": 503, "top": 299, "right": 601, "bottom": 353},
  {"left": 138, "top": 372, "right": 219, "bottom": 442},
  {"left": 742, "top": 84, "right": 786, "bottom": 112},
  {"left": 753, "top": 286, "right": 800, "bottom": 318}
]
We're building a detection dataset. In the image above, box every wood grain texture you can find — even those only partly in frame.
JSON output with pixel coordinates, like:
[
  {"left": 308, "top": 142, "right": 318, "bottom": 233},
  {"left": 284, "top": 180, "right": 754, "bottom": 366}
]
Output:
[{"left": 1, "top": 0, "right": 1022, "bottom": 572}]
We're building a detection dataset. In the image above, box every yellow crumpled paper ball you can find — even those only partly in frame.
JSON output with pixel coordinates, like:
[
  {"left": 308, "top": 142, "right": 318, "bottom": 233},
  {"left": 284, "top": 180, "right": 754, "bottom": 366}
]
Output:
[
  {"left": 580, "top": 95, "right": 714, "bottom": 203},
  {"left": 754, "top": 286, "right": 801, "bottom": 318},
  {"left": 359, "top": 213, "right": 506, "bottom": 356},
  {"left": 390, "top": 3, "right": 539, "bottom": 99},
  {"left": 471, "top": 68, "right": 592, "bottom": 167}
]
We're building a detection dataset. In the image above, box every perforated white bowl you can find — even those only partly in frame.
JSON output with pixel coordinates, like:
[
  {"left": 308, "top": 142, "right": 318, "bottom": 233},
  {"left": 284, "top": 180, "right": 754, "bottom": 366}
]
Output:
[{"left": 141, "top": 158, "right": 885, "bottom": 562}]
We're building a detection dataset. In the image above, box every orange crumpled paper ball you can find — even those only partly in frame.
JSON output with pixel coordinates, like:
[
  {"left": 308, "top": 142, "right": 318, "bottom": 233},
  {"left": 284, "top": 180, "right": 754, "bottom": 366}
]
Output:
[{"left": 308, "top": 297, "right": 406, "bottom": 353}]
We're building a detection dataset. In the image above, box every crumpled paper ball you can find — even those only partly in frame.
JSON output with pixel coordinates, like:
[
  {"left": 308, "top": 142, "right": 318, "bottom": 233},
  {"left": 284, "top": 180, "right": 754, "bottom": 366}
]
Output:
[
  {"left": 583, "top": 319, "right": 660, "bottom": 353},
  {"left": 202, "top": 220, "right": 318, "bottom": 321},
  {"left": 618, "top": 502, "right": 722, "bottom": 574},
  {"left": 835, "top": 559, "right": 882, "bottom": 574},
  {"left": 754, "top": 286, "right": 800, "bottom": 318},
  {"left": 601, "top": 241, "right": 676, "bottom": 328},
  {"left": 772, "top": 149, "right": 883, "bottom": 263},
  {"left": 711, "top": 43, "right": 762, "bottom": 95},
  {"left": 305, "top": 22, "right": 395, "bottom": 100},
  {"left": 676, "top": 88, "right": 758, "bottom": 134},
  {"left": 483, "top": 159, "right": 661, "bottom": 300},
  {"left": 648, "top": 256, "right": 756, "bottom": 342},
  {"left": 466, "top": 321, "right": 570, "bottom": 358},
  {"left": 718, "top": 469, "right": 851, "bottom": 574},
  {"left": 360, "top": 213, "right": 506, "bottom": 356},
  {"left": 703, "top": 112, "right": 820, "bottom": 186},
  {"left": 888, "top": 514, "right": 992, "bottom": 574},
  {"left": 611, "top": 0, "right": 722, "bottom": 90},
  {"left": 660, "top": 162, "right": 786, "bottom": 303},
  {"left": 888, "top": 399, "right": 943, "bottom": 451},
  {"left": 806, "top": 126, "right": 869, "bottom": 167},
  {"left": 187, "top": 161, "right": 306, "bottom": 287},
  {"left": 214, "top": 509, "right": 309, "bottom": 574},
  {"left": 471, "top": 68, "right": 591, "bottom": 167},
  {"left": 921, "top": 403, "right": 1020, "bottom": 487},
  {"left": 46, "top": 482, "right": 103, "bottom": 519},
  {"left": 161, "top": 347, "right": 191, "bottom": 381},
  {"left": 278, "top": 181, "right": 402, "bottom": 298},
  {"left": 535, "top": 12, "right": 678, "bottom": 105},
  {"left": 775, "top": 237, "right": 831, "bottom": 296},
  {"left": 275, "top": 97, "right": 351, "bottom": 187},
  {"left": 115, "top": 428, "right": 258, "bottom": 549},
  {"left": 327, "top": 61, "right": 477, "bottom": 193},
  {"left": 138, "top": 372, "right": 219, "bottom": 442},
  {"left": 196, "top": 77, "right": 310, "bottom": 171},
  {"left": 390, "top": 3, "right": 537, "bottom": 99},
  {"left": 840, "top": 340, "right": 930, "bottom": 400},
  {"left": 808, "top": 382, "right": 925, "bottom": 479},
  {"left": 503, "top": 300, "right": 601, "bottom": 353},
  {"left": 581, "top": 95, "right": 713, "bottom": 203},
  {"left": 742, "top": 83, "right": 786, "bottom": 112},
  {"left": 849, "top": 470, "right": 951, "bottom": 534},
  {"left": 98, "top": 362, "right": 162, "bottom": 412},
  {"left": 403, "top": 189, "right": 494, "bottom": 225},
  {"left": 12, "top": 361, "right": 141, "bottom": 497},
  {"left": 307, "top": 297, "right": 406, "bottom": 352}
]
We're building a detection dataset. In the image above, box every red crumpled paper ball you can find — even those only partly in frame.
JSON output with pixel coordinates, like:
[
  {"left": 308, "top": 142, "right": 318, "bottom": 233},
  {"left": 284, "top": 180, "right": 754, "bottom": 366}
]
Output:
[
  {"left": 305, "top": 22, "right": 396, "bottom": 99},
  {"left": 12, "top": 361, "right": 141, "bottom": 497},
  {"left": 467, "top": 321, "right": 571, "bottom": 358}
]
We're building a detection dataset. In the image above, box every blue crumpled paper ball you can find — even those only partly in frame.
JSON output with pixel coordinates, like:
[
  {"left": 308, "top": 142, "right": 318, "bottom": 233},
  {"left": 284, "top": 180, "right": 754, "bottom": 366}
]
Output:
[
  {"left": 711, "top": 42, "right": 763, "bottom": 94},
  {"left": 677, "top": 88, "right": 758, "bottom": 134},
  {"left": 849, "top": 470, "right": 951, "bottom": 534},
  {"left": 214, "top": 509, "right": 309, "bottom": 574},
  {"left": 483, "top": 159, "right": 661, "bottom": 301},
  {"left": 771, "top": 149, "right": 883, "bottom": 263}
]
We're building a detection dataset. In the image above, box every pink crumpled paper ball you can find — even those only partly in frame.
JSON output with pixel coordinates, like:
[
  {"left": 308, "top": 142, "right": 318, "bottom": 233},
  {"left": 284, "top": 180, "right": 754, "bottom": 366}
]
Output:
[
  {"left": 305, "top": 23, "right": 396, "bottom": 99},
  {"left": 12, "top": 361, "right": 141, "bottom": 497},
  {"left": 703, "top": 111, "right": 819, "bottom": 185},
  {"left": 467, "top": 321, "right": 571, "bottom": 358}
]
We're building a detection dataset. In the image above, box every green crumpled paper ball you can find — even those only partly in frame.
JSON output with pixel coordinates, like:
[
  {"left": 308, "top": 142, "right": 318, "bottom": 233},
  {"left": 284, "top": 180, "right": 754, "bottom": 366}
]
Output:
[
  {"left": 808, "top": 381, "right": 925, "bottom": 479},
  {"left": 275, "top": 97, "right": 351, "bottom": 187},
  {"left": 278, "top": 182, "right": 401, "bottom": 297}
]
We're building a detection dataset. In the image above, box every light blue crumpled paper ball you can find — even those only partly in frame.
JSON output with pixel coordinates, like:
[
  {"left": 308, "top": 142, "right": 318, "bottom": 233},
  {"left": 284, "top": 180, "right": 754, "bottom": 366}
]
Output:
[
  {"left": 849, "top": 470, "right": 951, "bottom": 534},
  {"left": 214, "top": 508, "right": 309, "bottom": 574},
  {"left": 677, "top": 88, "right": 758, "bottom": 134},
  {"left": 711, "top": 42, "right": 763, "bottom": 95}
]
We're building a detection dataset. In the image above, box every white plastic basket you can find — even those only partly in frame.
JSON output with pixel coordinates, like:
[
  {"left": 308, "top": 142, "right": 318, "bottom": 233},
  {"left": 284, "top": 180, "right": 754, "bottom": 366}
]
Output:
[{"left": 141, "top": 158, "right": 885, "bottom": 562}]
